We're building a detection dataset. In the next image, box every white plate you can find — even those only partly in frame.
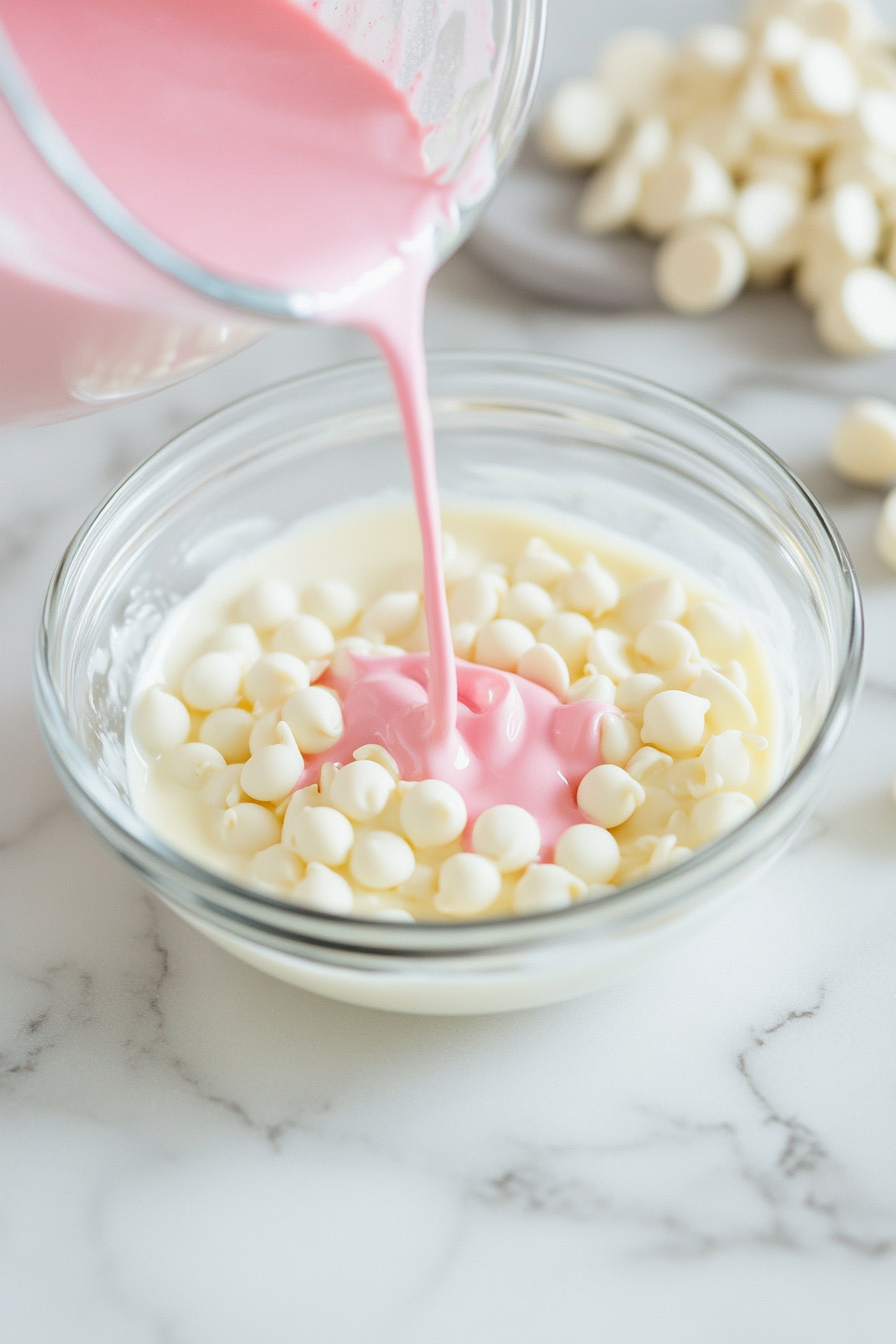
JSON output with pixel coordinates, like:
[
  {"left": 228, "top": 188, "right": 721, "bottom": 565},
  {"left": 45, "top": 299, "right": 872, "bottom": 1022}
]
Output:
[{"left": 468, "top": 144, "right": 660, "bottom": 310}]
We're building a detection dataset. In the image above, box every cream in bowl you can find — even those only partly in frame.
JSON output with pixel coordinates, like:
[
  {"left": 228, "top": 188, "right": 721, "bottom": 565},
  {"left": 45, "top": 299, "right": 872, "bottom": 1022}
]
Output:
[{"left": 35, "top": 353, "right": 861, "bottom": 1013}]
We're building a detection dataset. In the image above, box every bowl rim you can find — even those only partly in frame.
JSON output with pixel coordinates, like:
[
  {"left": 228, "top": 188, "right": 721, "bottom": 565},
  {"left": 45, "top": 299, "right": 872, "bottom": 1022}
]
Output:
[{"left": 34, "top": 349, "right": 864, "bottom": 955}]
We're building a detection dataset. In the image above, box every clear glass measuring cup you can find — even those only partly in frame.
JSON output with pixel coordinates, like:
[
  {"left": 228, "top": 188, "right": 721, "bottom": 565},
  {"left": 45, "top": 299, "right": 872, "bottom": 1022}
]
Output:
[{"left": 0, "top": 0, "right": 544, "bottom": 424}]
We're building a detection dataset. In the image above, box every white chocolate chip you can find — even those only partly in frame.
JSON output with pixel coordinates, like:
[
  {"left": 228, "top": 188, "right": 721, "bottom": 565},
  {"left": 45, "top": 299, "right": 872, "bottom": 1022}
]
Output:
[
  {"left": 181, "top": 651, "right": 243, "bottom": 711},
  {"left": 164, "top": 741, "right": 226, "bottom": 789},
  {"left": 352, "top": 745, "right": 400, "bottom": 776},
  {"left": 696, "top": 730, "right": 756, "bottom": 795},
  {"left": 655, "top": 223, "right": 748, "bottom": 314},
  {"left": 641, "top": 689, "right": 710, "bottom": 753},
  {"left": 760, "top": 17, "right": 806, "bottom": 69},
  {"left": 537, "top": 612, "right": 593, "bottom": 675},
  {"left": 874, "top": 488, "right": 896, "bottom": 568},
  {"left": 517, "top": 643, "right": 571, "bottom": 697},
  {"left": 684, "top": 600, "right": 743, "bottom": 661},
  {"left": 203, "top": 623, "right": 264, "bottom": 668},
  {"left": 236, "top": 579, "right": 297, "bottom": 631},
  {"left": 617, "top": 576, "right": 687, "bottom": 634},
  {"left": 567, "top": 668, "right": 617, "bottom": 704},
  {"left": 246, "top": 844, "right": 304, "bottom": 893},
  {"left": 283, "top": 801, "right": 354, "bottom": 866},
  {"left": 216, "top": 802, "right": 280, "bottom": 853},
  {"left": 349, "top": 830, "right": 416, "bottom": 890},
  {"left": 624, "top": 116, "right": 673, "bottom": 169},
  {"left": 585, "top": 628, "right": 632, "bottom": 681},
  {"left": 472, "top": 804, "right": 542, "bottom": 872},
  {"left": 734, "top": 180, "right": 804, "bottom": 281},
  {"left": 595, "top": 29, "right": 673, "bottom": 117},
  {"left": 132, "top": 686, "right": 191, "bottom": 755},
  {"left": 271, "top": 613, "right": 335, "bottom": 661},
  {"left": 537, "top": 78, "right": 623, "bottom": 169},
  {"left": 292, "top": 862, "right": 353, "bottom": 914},
  {"left": 811, "top": 184, "right": 880, "bottom": 263},
  {"left": 600, "top": 712, "right": 641, "bottom": 765},
  {"left": 200, "top": 763, "right": 245, "bottom": 810},
  {"left": 501, "top": 581, "right": 555, "bottom": 629},
  {"left": 792, "top": 38, "right": 860, "bottom": 118},
  {"left": 239, "top": 723, "right": 303, "bottom": 802},
  {"left": 830, "top": 398, "right": 896, "bottom": 483},
  {"left": 577, "top": 764, "right": 646, "bottom": 827},
  {"left": 329, "top": 759, "right": 396, "bottom": 821},
  {"left": 448, "top": 573, "right": 502, "bottom": 626},
  {"left": 625, "top": 745, "right": 673, "bottom": 782},
  {"left": 556, "top": 556, "right": 620, "bottom": 618},
  {"left": 816, "top": 267, "right": 896, "bottom": 354},
  {"left": 281, "top": 686, "right": 344, "bottom": 754},
  {"left": 513, "top": 863, "right": 585, "bottom": 914},
  {"left": 688, "top": 667, "right": 758, "bottom": 732},
  {"left": 300, "top": 580, "right": 359, "bottom": 632},
  {"left": 615, "top": 673, "right": 665, "bottom": 713},
  {"left": 359, "top": 590, "right": 421, "bottom": 641},
  {"left": 577, "top": 157, "right": 643, "bottom": 235},
  {"left": 451, "top": 622, "right": 477, "bottom": 658},
  {"left": 637, "top": 146, "right": 734, "bottom": 238},
  {"left": 635, "top": 620, "right": 700, "bottom": 668},
  {"left": 554, "top": 823, "right": 620, "bottom": 884},
  {"left": 243, "top": 652, "right": 310, "bottom": 711},
  {"left": 199, "top": 707, "right": 254, "bottom": 763},
  {"left": 855, "top": 88, "right": 896, "bottom": 156},
  {"left": 682, "top": 24, "right": 749, "bottom": 76},
  {"left": 513, "top": 538, "right": 572, "bottom": 587},
  {"left": 248, "top": 709, "right": 281, "bottom": 756},
  {"left": 434, "top": 852, "right": 502, "bottom": 916},
  {"left": 400, "top": 779, "right": 468, "bottom": 848},
  {"left": 689, "top": 791, "right": 756, "bottom": 844},
  {"left": 397, "top": 863, "right": 437, "bottom": 901},
  {"left": 474, "top": 619, "right": 536, "bottom": 671}
]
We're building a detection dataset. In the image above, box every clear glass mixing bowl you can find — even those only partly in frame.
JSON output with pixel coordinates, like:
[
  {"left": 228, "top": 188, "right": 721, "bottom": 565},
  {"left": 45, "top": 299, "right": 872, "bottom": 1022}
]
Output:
[{"left": 34, "top": 353, "right": 863, "bottom": 1014}]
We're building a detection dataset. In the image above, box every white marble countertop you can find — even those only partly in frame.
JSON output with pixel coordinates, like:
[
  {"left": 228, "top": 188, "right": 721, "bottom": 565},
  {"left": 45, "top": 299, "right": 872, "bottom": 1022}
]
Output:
[
  {"left": 4, "top": 0, "right": 896, "bottom": 1331},
  {"left": 2, "top": 252, "right": 896, "bottom": 1343}
]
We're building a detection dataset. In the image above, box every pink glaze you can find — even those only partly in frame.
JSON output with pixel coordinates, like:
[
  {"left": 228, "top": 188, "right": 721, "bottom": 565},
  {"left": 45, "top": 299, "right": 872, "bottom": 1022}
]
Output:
[{"left": 304, "top": 655, "right": 617, "bottom": 852}]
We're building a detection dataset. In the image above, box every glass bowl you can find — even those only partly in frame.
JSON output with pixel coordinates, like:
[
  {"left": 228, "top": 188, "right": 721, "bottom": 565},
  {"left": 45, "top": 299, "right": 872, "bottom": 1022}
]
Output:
[{"left": 34, "top": 353, "right": 862, "bottom": 1014}]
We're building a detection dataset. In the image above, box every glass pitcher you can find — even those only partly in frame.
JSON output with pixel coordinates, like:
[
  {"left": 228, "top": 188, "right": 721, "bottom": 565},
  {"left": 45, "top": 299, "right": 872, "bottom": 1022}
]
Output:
[{"left": 0, "top": 0, "right": 544, "bottom": 425}]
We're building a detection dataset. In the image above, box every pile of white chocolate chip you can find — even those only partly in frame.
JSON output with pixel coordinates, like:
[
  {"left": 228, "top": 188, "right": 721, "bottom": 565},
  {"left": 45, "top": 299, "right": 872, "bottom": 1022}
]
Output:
[
  {"left": 132, "top": 531, "right": 774, "bottom": 922},
  {"left": 538, "top": 0, "right": 896, "bottom": 352}
]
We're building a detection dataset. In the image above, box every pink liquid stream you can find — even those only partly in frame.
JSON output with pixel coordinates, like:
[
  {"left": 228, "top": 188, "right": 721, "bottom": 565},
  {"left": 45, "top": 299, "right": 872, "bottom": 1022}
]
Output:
[{"left": 2, "top": 0, "right": 612, "bottom": 846}]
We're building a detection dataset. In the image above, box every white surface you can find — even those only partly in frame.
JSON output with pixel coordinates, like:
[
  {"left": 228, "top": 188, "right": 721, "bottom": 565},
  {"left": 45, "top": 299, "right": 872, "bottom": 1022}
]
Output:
[{"left": 4, "top": 0, "right": 896, "bottom": 1333}]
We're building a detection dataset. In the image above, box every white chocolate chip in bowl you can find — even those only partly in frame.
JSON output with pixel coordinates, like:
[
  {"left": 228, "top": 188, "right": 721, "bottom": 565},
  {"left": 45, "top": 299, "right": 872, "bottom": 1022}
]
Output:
[
  {"left": 280, "top": 685, "right": 344, "bottom": 754},
  {"left": 400, "top": 780, "right": 467, "bottom": 849},
  {"left": 181, "top": 651, "right": 243, "bottom": 712},
  {"left": 300, "top": 580, "right": 359, "bottom": 632},
  {"left": 131, "top": 686, "right": 191, "bottom": 755},
  {"left": 199, "top": 706, "right": 254, "bottom": 763},
  {"left": 577, "top": 764, "right": 645, "bottom": 829},
  {"left": 472, "top": 805, "right": 542, "bottom": 873},
  {"left": 514, "top": 863, "right": 586, "bottom": 914},
  {"left": 517, "top": 643, "right": 571, "bottom": 697},
  {"left": 243, "top": 652, "right": 310, "bottom": 711},
  {"left": 435, "top": 853, "right": 502, "bottom": 916},
  {"left": 235, "top": 579, "right": 296, "bottom": 631},
  {"left": 474, "top": 619, "right": 536, "bottom": 671}
]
